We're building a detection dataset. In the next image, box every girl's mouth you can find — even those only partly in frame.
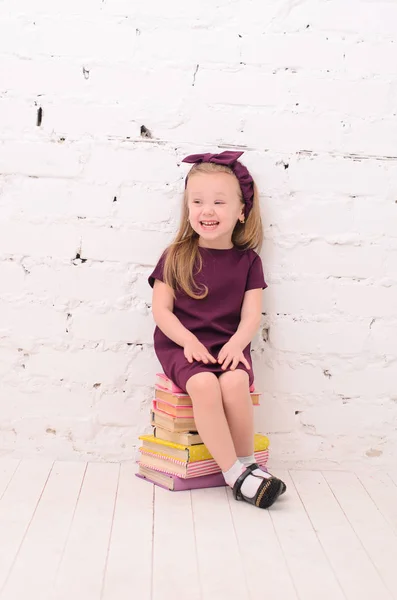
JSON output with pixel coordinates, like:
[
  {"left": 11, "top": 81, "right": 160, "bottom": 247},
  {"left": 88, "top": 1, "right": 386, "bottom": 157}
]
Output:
[{"left": 200, "top": 220, "right": 219, "bottom": 230}]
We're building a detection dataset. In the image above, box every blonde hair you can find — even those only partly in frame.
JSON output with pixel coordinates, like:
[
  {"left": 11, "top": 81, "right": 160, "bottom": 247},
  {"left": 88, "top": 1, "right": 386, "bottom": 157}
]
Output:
[{"left": 163, "top": 162, "right": 263, "bottom": 299}]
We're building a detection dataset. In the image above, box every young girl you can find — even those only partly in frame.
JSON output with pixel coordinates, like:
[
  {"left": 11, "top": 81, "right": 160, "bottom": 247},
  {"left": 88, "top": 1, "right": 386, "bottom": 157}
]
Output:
[{"left": 148, "top": 151, "right": 285, "bottom": 509}]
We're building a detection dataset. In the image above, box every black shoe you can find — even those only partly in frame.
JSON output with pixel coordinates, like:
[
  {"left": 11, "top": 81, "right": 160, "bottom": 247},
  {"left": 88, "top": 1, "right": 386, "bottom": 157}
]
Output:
[{"left": 233, "top": 464, "right": 285, "bottom": 509}]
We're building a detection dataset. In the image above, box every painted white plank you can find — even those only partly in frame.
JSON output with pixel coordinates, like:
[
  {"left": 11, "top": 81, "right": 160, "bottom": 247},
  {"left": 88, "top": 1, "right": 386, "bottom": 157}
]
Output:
[
  {"left": 152, "top": 486, "right": 200, "bottom": 600},
  {"left": 52, "top": 462, "right": 119, "bottom": 600},
  {"left": 1, "top": 461, "right": 86, "bottom": 600},
  {"left": 270, "top": 470, "right": 345, "bottom": 600},
  {"left": 102, "top": 464, "right": 153, "bottom": 600},
  {"left": 324, "top": 470, "right": 397, "bottom": 599},
  {"left": 388, "top": 471, "right": 397, "bottom": 486},
  {"left": 226, "top": 487, "right": 298, "bottom": 600},
  {"left": 357, "top": 470, "right": 397, "bottom": 536},
  {"left": 0, "top": 460, "right": 20, "bottom": 499},
  {"left": 191, "top": 486, "right": 249, "bottom": 600},
  {"left": 0, "top": 460, "right": 52, "bottom": 593},
  {"left": 291, "top": 470, "right": 392, "bottom": 600}
]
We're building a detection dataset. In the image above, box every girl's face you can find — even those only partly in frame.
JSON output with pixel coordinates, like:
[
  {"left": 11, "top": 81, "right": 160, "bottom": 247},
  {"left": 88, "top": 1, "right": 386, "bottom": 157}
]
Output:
[{"left": 186, "top": 172, "right": 244, "bottom": 249}]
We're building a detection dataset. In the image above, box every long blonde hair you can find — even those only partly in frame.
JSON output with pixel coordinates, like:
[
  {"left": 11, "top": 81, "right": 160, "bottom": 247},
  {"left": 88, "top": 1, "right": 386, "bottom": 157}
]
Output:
[{"left": 163, "top": 162, "right": 263, "bottom": 299}]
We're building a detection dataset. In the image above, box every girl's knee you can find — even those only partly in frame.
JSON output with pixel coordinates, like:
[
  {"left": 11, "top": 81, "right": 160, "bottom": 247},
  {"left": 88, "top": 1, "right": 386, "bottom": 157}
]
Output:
[
  {"left": 219, "top": 369, "right": 249, "bottom": 394},
  {"left": 186, "top": 372, "right": 220, "bottom": 396}
]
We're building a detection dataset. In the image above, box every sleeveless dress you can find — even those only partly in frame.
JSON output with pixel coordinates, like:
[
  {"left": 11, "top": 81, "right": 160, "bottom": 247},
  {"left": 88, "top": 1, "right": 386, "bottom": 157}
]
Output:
[{"left": 148, "top": 246, "right": 267, "bottom": 393}]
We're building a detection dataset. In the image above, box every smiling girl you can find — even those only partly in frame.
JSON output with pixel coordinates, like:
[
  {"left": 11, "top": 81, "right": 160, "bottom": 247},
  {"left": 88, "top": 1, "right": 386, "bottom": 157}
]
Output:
[{"left": 148, "top": 151, "right": 285, "bottom": 509}]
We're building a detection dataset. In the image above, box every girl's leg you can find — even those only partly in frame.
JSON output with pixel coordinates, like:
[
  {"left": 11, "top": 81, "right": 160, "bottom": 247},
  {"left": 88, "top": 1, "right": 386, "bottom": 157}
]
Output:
[
  {"left": 186, "top": 370, "right": 285, "bottom": 508},
  {"left": 185, "top": 371, "right": 238, "bottom": 472},
  {"left": 219, "top": 369, "right": 287, "bottom": 504},
  {"left": 218, "top": 369, "right": 254, "bottom": 456}
]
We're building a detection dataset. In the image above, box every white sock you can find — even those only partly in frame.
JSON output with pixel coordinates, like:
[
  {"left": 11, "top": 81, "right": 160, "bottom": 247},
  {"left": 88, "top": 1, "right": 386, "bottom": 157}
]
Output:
[
  {"left": 238, "top": 454, "right": 256, "bottom": 467},
  {"left": 223, "top": 460, "right": 245, "bottom": 487},
  {"left": 238, "top": 454, "right": 271, "bottom": 480},
  {"left": 223, "top": 460, "right": 268, "bottom": 499}
]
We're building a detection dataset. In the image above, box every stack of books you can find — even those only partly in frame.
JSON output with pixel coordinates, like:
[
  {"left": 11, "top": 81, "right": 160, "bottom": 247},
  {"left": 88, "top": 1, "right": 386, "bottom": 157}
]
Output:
[{"left": 136, "top": 373, "right": 270, "bottom": 491}]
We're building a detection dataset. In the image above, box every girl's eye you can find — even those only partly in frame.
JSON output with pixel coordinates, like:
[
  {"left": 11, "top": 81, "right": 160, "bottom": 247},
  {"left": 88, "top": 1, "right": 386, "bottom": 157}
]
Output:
[
  {"left": 215, "top": 201, "right": 224, "bottom": 205},
  {"left": 192, "top": 199, "right": 201, "bottom": 204}
]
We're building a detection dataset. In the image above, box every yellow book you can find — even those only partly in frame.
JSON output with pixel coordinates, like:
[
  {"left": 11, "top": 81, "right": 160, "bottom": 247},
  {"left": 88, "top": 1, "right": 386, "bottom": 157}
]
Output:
[
  {"left": 251, "top": 392, "right": 260, "bottom": 406},
  {"left": 139, "top": 433, "right": 269, "bottom": 463}
]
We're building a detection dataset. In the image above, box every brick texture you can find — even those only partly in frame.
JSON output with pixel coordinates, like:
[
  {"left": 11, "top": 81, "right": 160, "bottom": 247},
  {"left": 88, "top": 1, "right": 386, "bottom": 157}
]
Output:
[{"left": 0, "top": 0, "right": 396, "bottom": 466}]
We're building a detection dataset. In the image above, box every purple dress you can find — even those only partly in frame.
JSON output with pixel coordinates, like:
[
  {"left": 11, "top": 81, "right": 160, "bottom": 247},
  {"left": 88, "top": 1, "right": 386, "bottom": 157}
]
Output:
[{"left": 148, "top": 246, "right": 267, "bottom": 392}]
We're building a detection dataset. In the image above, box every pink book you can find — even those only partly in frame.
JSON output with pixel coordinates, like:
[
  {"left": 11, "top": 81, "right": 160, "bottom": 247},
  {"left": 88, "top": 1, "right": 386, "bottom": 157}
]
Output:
[
  {"left": 155, "top": 373, "right": 185, "bottom": 394},
  {"left": 155, "top": 384, "right": 189, "bottom": 398},
  {"left": 156, "top": 372, "right": 256, "bottom": 394}
]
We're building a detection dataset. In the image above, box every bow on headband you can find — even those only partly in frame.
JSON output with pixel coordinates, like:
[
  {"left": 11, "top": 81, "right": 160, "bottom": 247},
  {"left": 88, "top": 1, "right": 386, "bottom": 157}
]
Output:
[{"left": 182, "top": 151, "right": 254, "bottom": 218}]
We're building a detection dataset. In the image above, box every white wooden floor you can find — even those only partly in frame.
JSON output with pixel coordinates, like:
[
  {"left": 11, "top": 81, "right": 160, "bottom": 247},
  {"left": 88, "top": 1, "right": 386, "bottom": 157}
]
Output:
[{"left": 1, "top": 460, "right": 397, "bottom": 600}]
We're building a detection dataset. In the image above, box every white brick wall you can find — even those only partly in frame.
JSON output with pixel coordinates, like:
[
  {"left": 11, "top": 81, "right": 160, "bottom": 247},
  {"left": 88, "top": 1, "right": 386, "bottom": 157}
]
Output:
[{"left": 0, "top": 0, "right": 396, "bottom": 467}]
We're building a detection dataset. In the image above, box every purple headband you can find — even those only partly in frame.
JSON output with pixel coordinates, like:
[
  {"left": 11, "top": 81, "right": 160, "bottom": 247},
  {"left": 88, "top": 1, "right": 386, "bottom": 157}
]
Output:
[{"left": 182, "top": 150, "right": 254, "bottom": 218}]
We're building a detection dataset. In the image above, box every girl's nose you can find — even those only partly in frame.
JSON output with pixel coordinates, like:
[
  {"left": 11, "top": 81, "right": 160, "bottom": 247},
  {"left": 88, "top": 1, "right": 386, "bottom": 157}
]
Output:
[{"left": 202, "top": 207, "right": 215, "bottom": 216}]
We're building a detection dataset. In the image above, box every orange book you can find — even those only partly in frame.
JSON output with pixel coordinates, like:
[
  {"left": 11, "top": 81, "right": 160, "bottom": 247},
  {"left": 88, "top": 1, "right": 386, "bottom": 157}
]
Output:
[{"left": 153, "top": 399, "right": 194, "bottom": 419}]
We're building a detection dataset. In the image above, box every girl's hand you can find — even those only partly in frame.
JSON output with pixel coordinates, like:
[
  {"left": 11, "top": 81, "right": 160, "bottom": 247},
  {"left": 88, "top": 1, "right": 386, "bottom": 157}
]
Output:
[
  {"left": 183, "top": 336, "right": 217, "bottom": 365},
  {"left": 217, "top": 340, "right": 251, "bottom": 371}
]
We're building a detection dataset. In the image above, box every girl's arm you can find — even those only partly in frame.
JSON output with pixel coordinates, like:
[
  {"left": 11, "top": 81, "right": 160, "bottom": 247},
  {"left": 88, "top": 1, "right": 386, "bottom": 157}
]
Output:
[
  {"left": 230, "top": 288, "right": 263, "bottom": 349},
  {"left": 217, "top": 288, "right": 263, "bottom": 370},
  {"left": 152, "top": 280, "right": 216, "bottom": 364},
  {"left": 152, "top": 280, "right": 195, "bottom": 347}
]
